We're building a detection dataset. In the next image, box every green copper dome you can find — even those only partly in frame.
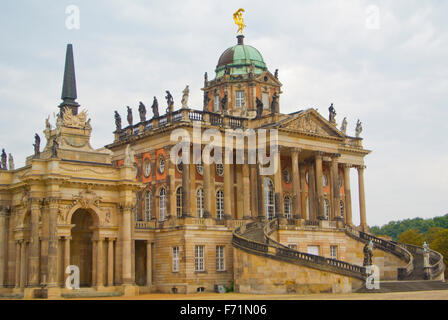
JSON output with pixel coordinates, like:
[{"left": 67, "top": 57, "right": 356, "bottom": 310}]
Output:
[{"left": 215, "top": 35, "right": 267, "bottom": 78}]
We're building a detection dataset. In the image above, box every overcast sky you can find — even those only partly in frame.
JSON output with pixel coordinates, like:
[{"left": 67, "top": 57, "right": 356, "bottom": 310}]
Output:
[{"left": 0, "top": 1, "right": 447, "bottom": 227}]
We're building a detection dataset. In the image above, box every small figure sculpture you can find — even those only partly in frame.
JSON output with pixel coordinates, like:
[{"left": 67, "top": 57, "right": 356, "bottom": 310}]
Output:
[
  {"left": 256, "top": 97, "right": 264, "bottom": 119},
  {"left": 151, "top": 97, "right": 159, "bottom": 118},
  {"left": 221, "top": 93, "right": 228, "bottom": 112},
  {"left": 249, "top": 63, "right": 255, "bottom": 75},
  {"left": 203, "top": 91, "right": 210, "bottom": 110},
  {"left": 8, "top": 153, "right": 14, "bottom": 171},
  {"left": 233, "top": 8, "right": 246, "bottom": 34},
  {"left": 138, "top": 102, "right": 147, "bottom": 123},
  {"left": 274, "top": 69, "right": 279, "bottom": 79},
  {"left": 1, "top": 149, "right": 6, "bottom": 170},
  {"left": 181, "top": 85, "right": 189, "bottom": 109},
  {"left": 271, "top": 92, "right": 279, "bottom": 113},
  {"left": 204, "top": 72, "right": 208, "bottom": 85},
  {"left": 124, "top": 144, "right": 135, "bottom": 166},
  {"left": 45, "top": 116, "right": 51, "bottom": 131},
  {"left": 114, "top": 111, "right": 122, "bottom": 131},
  {"left": 224, "top": 65, "right": 230, "bottom": 75},
  {"left": 340, "top": 117, "right": 348, "bottom": 134},
  {"left": 51, "top": 137, "right": 59, "bottom": 158},
  {"left": 165, "top": 91, "right": 174, "bottom": 114},
  {"left": 363, "top": 241, "right": 373, "bottom": 266},
  {"left": 33, "top": 134, "right": 41, "bottom": 157},
  {"left": 329, "top": 103, "right": 336, "bottom": 123},
  {"left": 126, "top": 106, "right": 133, "bottom": 127},
  {"left": 356, "top": 119, "right": 363, "bottom": 138},
  {"left": 423, "top": 241, "right": 429, "bottom": 253}
]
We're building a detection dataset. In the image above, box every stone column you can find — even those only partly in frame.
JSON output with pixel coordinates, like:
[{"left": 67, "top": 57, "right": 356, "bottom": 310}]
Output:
[
  {"left": 314, "top": 152, "right": 325, "bottom": 220},
  {"left": 47, "top": 198, "right": 59, "bottom": 288},
  {"left": 97, "top": 239, "right": 104, "bottom": 287},
  {"left": 223, "top": 161, "right": 233, "bottom": 219},
  {"left": 357, "top": 165, "right": 368, "bottom": 230},
  {"left": 15, "top": 241, "right": 21, "bottom": 288},
  {"left": 28, "top": 199, "right": 41, "bottom": 287},
  {"left": 242, "top": 163, "right": 250, "bottom": 219},
  {"left": 203, "top": 161, "right": 212, "bottom": 218},
  {"left": 291, "top": 148, "right": 301, "bottom": 219},
  {"left": 299, "top": 164, "right": 307, "bottom": 220},
  {"left": 181, "top": 144, "right": 191, "bottom": 217},
  {"left": 307, "top": 161, "right": 317, "bottom": 221},
  {"left": 20, "top": 240, "right": 26, "bottom": 288},
  {"left": 273, "top": 151, "right": 284, "bottom": 217},
  {"left": 64, "top": 237, "right": 70, "bottom": 278},
  {"left": 343, "top": 164, "right": 353, "bottom": 225},
  {"left": 0, "top": 208, "right": 8, "bottom": 287},
  {"left": 107, "top": 238, "right": 114, "bottom": 286},
  {"left": 146, "top": 241, "right": 152, "bottom": 286},
  {"left": 122, "top": 205, "right": 133, "bottom": 284},
  {"left": 330, "top": 154, "right": 341, "bottom": 221},
  {"left": 92, "top": 239, "right": 97, "bottom": 286},
  {"left": 249, "top": 165, "right": 258, "bottom": 218}
]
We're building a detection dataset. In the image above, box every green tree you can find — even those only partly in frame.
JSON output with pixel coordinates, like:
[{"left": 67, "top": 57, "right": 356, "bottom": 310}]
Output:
[
  {"left": 398, "top": 229, "right": 424, "bottom": 246},
  {"left": 429, "top": 229, "right": 448, "bottom": 278},
  {"left": 425, "top": 227, "right": 446, "bottom": 244}
]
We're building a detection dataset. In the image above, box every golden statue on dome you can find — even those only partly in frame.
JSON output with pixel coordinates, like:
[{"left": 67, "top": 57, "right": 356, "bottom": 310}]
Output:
[{"left": 233, "top": 8, "right": 246, "bottom": 34}]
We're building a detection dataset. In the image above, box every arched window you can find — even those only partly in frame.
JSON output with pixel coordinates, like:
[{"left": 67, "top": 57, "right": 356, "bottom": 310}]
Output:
[
  {"left": 197, "top": 188, "right": 204, "bottom": 218},
  {"left": 145, "top": 192, "right": 151, "bottom": 221},
  {"left": 323, "top": 174, "right": 328, "bottom": 187},
  {"left": 324, "top": 198, "right": 330, "bottom": 219},
  {"left": 159, "top": 187, "right": 166, "bottom": 221},
  {"left": 264, "top": 178, "right": 275, "bottom": 220},
  {"left": 284, "top": 196, "right": 292, "bottom": 219},
  {"left": 216, "top": 190, "right": 224, "bottom": 220},
  {"left": 134, "top": 198, "right": 139, "bottom": 221},
  {"left": 176, "top": 187, "right": 183, "bottom": 218},
  {"left": 340, "top": 200, "right": 344, "bottom": 218}
]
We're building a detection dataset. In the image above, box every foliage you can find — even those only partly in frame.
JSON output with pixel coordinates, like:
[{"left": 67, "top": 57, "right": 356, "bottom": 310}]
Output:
[
  {"left": 398, "top": 229, "right": 424, "bottom": 246},
  {"left": 370, "top": 214, "right": 448, "bottom": 241},
  {"left": 429, "top": 229, "right": 448, "bottom": 278},
  {"left": 226, "top": 281, "right": 234, "bottom": 293}
]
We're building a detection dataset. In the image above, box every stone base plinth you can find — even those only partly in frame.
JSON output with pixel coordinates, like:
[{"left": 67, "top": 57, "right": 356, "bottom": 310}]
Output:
[{"left": 122, "top": 284, "right": 139, "bottom": 297}]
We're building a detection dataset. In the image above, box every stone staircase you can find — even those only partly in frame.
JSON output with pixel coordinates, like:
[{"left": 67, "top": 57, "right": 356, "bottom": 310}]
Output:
[{"left": 356, "top": 280, "right": 448, "bottom": 293}]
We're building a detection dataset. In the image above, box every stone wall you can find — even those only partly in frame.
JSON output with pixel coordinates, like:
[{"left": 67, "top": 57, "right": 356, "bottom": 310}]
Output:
[{"left": 233, "top": 247, "right": 362, "bottom": 294}]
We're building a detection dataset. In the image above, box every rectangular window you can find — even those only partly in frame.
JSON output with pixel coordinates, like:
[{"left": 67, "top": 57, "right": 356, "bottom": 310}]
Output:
[
  {"left": 214, "top": 95, "right": 220, "bottom": 112},
  {"left": 288, "top": 244, "right": 297, "bottom": 250},
  {"left": 330, "top": 245, "right": 338, "bottom": 259},
  {"left": 172, "top": 246, "right": 179, "bottom": 272},
  {"left": 216, "top": 246, "right": 225, "bottom": 271},
  {"left": 235, "top": 90, "right": 246, "bottom": 108},
  {"left": 195, "top": 245, "right": 205, "bottom": 272},
  {"left": 307, "top": 245, "right": 319, "bottom": 256},
  {"left": 262, "top": 92, "right": 269, "bottom": 109}
]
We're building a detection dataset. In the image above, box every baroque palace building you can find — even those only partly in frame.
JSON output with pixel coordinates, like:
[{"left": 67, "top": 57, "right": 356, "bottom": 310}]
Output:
[{"left": 0, "top": 32, "right": 444, "bottom": 299}]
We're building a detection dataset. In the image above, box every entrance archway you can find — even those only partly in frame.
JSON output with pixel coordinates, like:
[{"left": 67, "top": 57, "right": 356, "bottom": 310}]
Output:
[{"left": 70, "top": 209, "right": 94, "bottom": 287}]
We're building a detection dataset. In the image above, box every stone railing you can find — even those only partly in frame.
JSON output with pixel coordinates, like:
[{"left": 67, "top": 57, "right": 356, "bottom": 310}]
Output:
[
  {"left": 398, "top": 243, "right": 445, "bottom": 280},
  {"left": 115, "top": 108, "right": 248, "bottom": 142},
  {"left": 135, "top": 220, "right": 157, "bottom": 230},
  {"left": 345, "top": 225, "right": 414, "bottom": 279},
  {"left": 233, "top": 219, "right": 366, "bottom": 280}
]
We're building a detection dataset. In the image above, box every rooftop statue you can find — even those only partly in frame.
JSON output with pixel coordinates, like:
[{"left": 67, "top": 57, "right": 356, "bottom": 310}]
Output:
[
  {"left": 165, "top": 90, "right": 174, "bottom": 114},
  {"left": 51, "top": 137, "right": 59, "bottom": 158},
  {"left": 274, "top": 69, "right": 279, "bottom": 79},
  {"left": 233, "top": 8, "right": 246, "bottom": 34},
  {"left": 114, "top": 111, "right": 122, "bottom": 131},
  {"left": 62, "top": 108, "right": 90, "bottom": 129},
  {"left": 1, "top": 149, "right": 6, "bottom": 170},
  {"left": 127, "top": 106, "right": 133, "bottom": 127},
  {"left": 221, "top": 93, "right": 228, "bottom": 112},
  {"left": 329, "top": 103, "right": 336, "bottom": 123},
  {"left": 139, "top": 101, "right": 147, "bottom": 123},
  {"left": 340, "top": 117, "right": 348, "bottom": 135},
  {"left": 204, "top": 72, "right": 208, "bottom": 85},
  {"left": 8, "top": 153, "right": 14, "bottom": 171},
  {"left": 151, "top": 97, "right": 159, "bottom": 118},
  {"left": 356, "top": 119, "right": 363, "bottom": 138},
  {"left": 33, "top": 134, "right": 41, "bottom": 157},
  {"left": 363, "top": 241, "right": 373, "bottom": 266},
  {"left": 181, "top": 85, "right": 189, "bottom": 109}
]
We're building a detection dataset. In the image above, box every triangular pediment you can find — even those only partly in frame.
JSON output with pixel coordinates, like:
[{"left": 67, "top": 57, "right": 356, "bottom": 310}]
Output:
[
  {"left": 280, "top": 109, "right": 344, "bottom": 138},
  {"left": 254, "top": 71, "right": 282, "bottom": 87}
]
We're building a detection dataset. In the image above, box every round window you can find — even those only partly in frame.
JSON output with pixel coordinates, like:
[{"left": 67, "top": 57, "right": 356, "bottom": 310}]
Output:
[
  {"left": 144, "top": 159, "right": 151, "bottom": 178},
  {"left": 216, "top": 164, "right": 224, "bottom": 176},
  {"left": 283, "top": 169, "right": 291, "bottom": 184},
  {"left": 197, "top": 163, "right": 203, "bottom": 175},
  {"left": 158, "top": 156, "right": 165, "bottom": 174}
]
